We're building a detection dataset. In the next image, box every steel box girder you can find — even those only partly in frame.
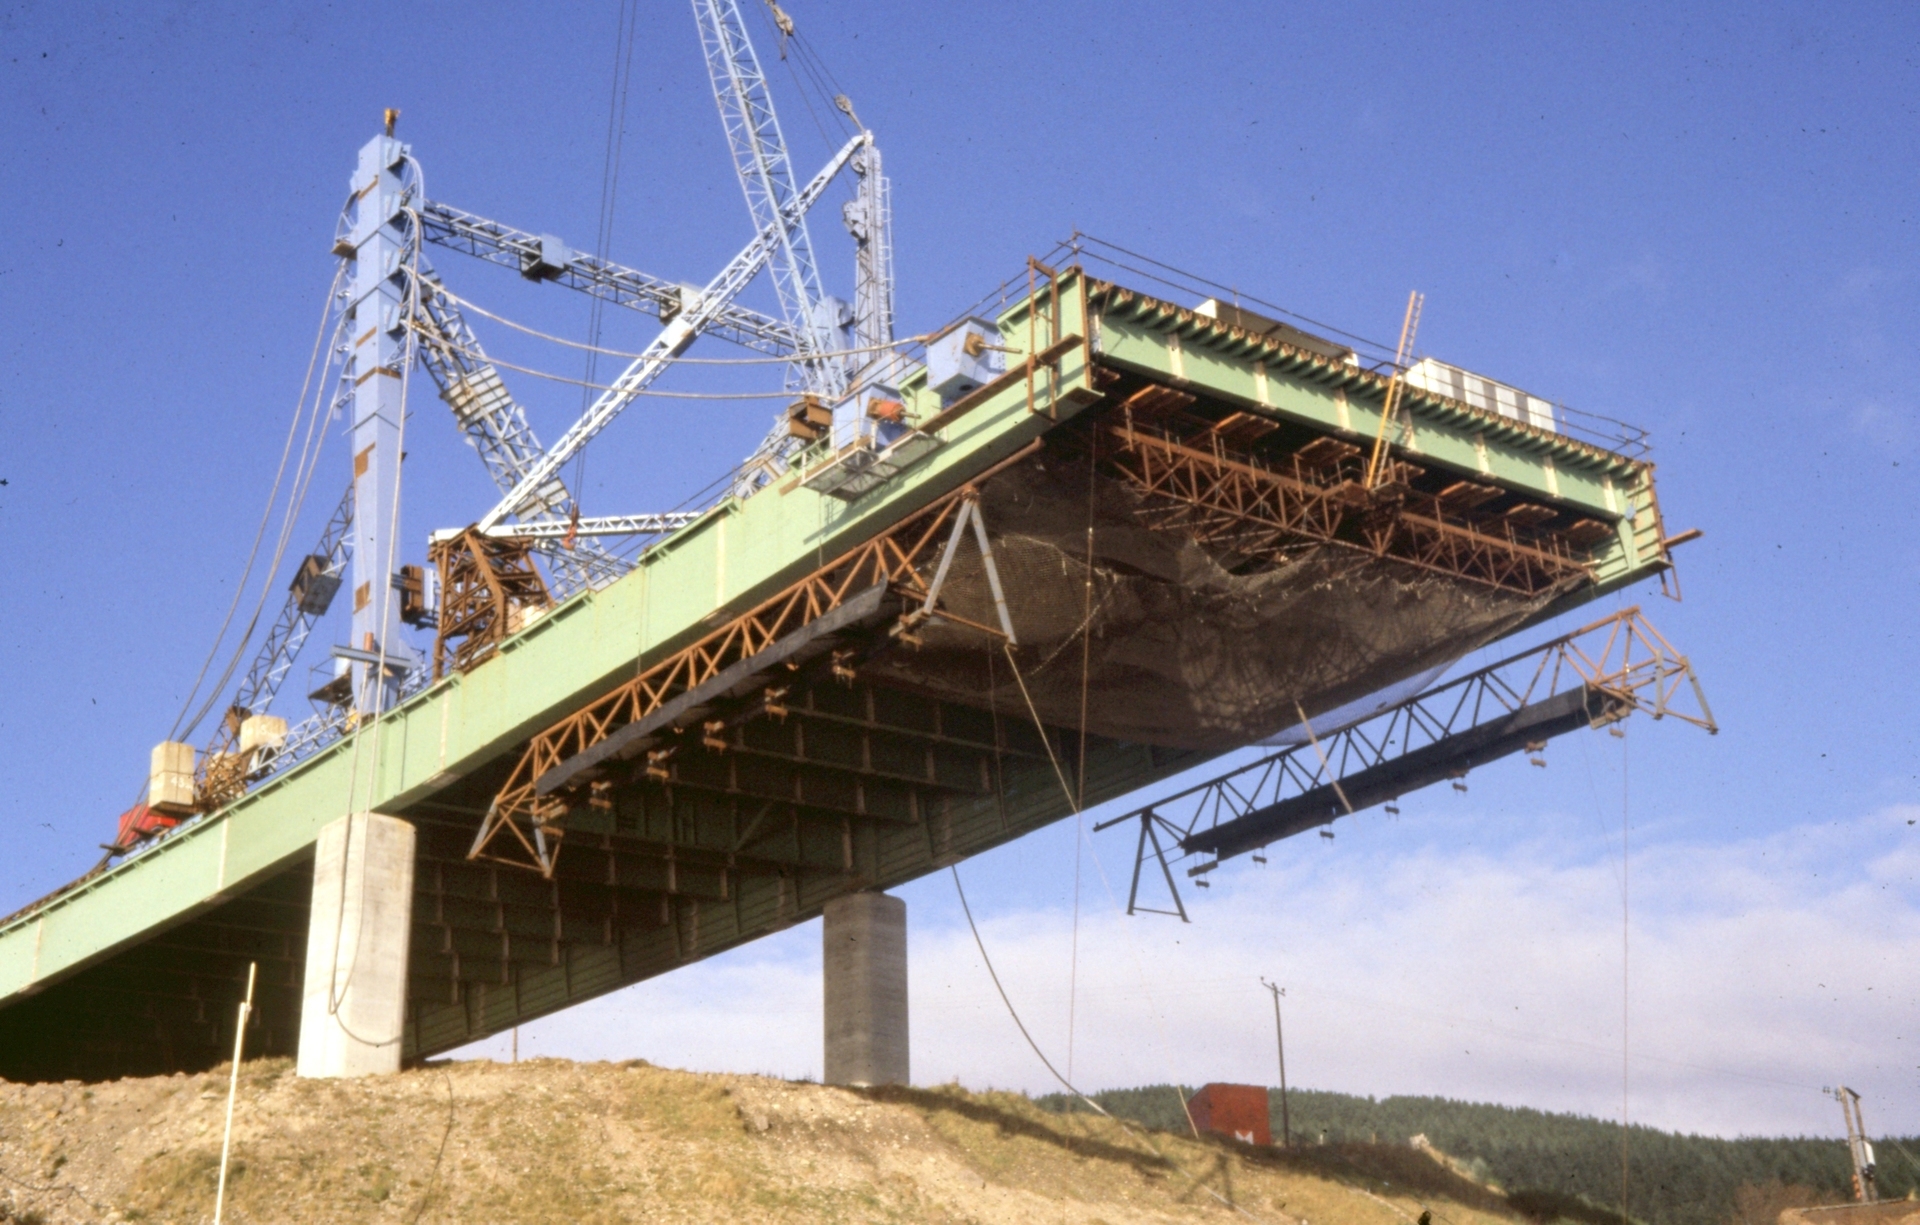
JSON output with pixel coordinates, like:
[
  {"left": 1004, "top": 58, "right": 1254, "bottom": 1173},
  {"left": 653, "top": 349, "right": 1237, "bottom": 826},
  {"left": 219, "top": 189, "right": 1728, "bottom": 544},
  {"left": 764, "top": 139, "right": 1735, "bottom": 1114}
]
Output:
[
  {"left": 401, "top": 726, "right": 1207, "bottom": 1058},
  {"left": 0, "top": 277, "right": 1097, "bottom": 1009},
  {"left": 0, "top": 268, "right": 1676, "bottom": 1069}
]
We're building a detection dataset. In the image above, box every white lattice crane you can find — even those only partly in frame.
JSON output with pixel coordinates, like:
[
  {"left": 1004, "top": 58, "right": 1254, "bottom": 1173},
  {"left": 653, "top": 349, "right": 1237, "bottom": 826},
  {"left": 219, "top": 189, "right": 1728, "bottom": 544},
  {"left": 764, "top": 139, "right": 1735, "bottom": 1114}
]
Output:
[{"left": 111, "top": 3, "right": 899, "bottom": 860}]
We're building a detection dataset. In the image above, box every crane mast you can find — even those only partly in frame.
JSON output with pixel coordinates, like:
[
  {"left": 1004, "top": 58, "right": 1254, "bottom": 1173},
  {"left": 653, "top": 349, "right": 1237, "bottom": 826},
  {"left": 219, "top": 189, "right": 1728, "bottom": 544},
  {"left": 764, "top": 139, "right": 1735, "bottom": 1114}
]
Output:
[
  {"left": 846, "top": 137, "right": 895, "bottom": 381},
  {"left": 195, "top": 483, "right": 355, "bottom": 785},
  {"left": 339, "top": 127, "right": 417, "bottom": 714},
  {"left": 693, "top": 0, "right": 844, "bottom": 399},
  {"left": 694, "top": 0, "right": 898, "bottom": 494},
  {"left": 118, "top": 5, "right": 901, "bottom": 857}
]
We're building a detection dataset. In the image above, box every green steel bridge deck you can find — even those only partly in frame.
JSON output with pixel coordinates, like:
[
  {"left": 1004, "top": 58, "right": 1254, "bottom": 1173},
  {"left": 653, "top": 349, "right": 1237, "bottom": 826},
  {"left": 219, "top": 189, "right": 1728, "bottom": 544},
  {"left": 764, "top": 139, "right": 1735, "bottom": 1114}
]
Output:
[{"left": 0, "top": 270, "right": 1675, "bottom": 1080}]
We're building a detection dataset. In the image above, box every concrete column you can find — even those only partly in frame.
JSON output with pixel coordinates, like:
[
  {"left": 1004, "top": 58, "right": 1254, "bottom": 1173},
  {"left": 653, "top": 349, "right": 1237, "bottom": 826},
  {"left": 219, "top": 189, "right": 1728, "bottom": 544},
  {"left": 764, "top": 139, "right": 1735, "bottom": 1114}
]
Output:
[
  {"left": 297, "top": 812, "right": 415, "bottom": 1078},
  {"left": 822, "top": 891, "right": 908, "bottom": 1087}
]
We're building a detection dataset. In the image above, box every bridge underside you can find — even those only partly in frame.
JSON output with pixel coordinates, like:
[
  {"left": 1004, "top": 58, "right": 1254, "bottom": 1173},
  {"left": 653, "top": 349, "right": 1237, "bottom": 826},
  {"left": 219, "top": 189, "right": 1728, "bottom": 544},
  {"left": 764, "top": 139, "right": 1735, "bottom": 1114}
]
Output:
[
  {"left": 0, "top": 679, "right": 1201, "bottom": 1080},
  {"left": 0, "top": 270, "right": 1666, "bottom": 1083}
]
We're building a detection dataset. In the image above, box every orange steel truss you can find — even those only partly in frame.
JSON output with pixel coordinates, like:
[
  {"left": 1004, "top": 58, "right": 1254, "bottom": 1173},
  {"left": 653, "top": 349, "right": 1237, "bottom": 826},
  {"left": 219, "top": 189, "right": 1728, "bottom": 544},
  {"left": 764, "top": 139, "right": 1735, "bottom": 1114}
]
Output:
[
  {"left": 1104, "top": 388, "right": 1594, "bottom": 596},
  {"left": 1540, "top": 604, "right": 1716, "bottom": 732},
  {"left": 431, "top": 528, "right": 553, "bottom": 677},
  {"left": 469, "top": 481, "right": 991, "bottom": 875},
  {"left": 476, "top": 373, "right": 1621, "bottom": 875}
]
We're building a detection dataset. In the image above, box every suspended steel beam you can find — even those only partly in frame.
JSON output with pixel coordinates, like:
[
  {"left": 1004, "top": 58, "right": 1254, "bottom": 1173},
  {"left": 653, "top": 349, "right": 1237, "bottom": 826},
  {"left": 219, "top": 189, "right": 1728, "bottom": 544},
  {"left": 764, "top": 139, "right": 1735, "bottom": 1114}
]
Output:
[
  {"left": 1094, "top": 605, "right": 1716, "bottom": 917},
  {"left": 1189, "top": 685, "right": 1603, "bottom": 862}
]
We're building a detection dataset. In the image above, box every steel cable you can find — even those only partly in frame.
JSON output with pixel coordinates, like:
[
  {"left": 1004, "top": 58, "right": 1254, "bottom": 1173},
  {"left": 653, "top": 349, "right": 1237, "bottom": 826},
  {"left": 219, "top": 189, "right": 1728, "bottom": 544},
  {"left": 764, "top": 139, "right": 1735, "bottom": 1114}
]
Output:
[
  {"left": 401, "top": 326, "right": 798, "bottom": 399},
  {"left": 949, "top": 864, "right": 1274, "bottom": 1223},
  {"left": 424, "top": 280, "right": 930, "bottom": 363},
  {"left": 166, "top": 261, "right": 348, "bottom": 745}
]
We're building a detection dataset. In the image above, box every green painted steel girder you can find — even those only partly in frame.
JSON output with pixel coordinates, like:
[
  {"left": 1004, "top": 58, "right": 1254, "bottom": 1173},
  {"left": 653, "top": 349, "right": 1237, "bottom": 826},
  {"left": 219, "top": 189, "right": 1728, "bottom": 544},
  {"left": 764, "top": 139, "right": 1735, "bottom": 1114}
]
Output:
[{"left": 0, "top": 267, "right": 1673, "bottom": 1045}]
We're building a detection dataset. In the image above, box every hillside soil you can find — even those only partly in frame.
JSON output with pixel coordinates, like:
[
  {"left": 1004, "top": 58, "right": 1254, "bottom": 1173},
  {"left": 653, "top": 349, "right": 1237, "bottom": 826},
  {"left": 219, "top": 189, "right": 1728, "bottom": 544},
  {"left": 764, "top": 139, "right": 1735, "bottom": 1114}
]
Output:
[{"left": 0, "top": 1057, "right": 1526, "bottom": 1225}]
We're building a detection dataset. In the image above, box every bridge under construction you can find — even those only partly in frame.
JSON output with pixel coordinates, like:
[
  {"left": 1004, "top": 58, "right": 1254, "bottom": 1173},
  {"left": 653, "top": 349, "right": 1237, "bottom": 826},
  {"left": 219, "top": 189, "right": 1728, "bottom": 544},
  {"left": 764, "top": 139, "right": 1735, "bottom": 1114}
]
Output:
[{"left": 0, "top": 3, "right": 1710, "bottom": 1087}]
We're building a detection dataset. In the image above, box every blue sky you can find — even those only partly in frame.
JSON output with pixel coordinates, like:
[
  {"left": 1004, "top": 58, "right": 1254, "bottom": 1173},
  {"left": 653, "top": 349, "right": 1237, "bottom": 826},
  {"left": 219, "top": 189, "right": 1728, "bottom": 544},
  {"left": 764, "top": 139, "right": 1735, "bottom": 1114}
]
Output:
[{"left": 2, "top": 1, "right": 1916, "bottom": 1138}]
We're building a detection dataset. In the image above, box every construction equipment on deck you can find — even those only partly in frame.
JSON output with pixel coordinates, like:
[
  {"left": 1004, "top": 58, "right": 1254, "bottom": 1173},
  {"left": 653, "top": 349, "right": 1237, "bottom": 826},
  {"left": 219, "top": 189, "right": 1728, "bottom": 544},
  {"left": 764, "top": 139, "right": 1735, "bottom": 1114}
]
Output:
[{"left": 96, "top": 0, "right": 896, "bottom": 859}]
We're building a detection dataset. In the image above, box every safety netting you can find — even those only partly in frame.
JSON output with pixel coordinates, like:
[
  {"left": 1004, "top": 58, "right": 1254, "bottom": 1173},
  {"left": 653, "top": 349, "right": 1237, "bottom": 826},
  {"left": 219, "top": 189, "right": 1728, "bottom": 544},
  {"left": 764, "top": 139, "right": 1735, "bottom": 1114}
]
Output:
[{"left": 863, "top": 448, "right": 1580, "bottom": 752}]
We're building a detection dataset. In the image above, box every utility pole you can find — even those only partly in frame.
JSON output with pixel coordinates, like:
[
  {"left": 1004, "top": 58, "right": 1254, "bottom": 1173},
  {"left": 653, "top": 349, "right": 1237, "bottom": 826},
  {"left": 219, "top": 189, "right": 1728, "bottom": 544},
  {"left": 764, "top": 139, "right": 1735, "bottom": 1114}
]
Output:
[
  {"left": 1261, "top": 977, "right": 1291, "bottom": 1147},
  {"left": 1828, "top": 1086, "right": 1878, "bottom": 1203}
]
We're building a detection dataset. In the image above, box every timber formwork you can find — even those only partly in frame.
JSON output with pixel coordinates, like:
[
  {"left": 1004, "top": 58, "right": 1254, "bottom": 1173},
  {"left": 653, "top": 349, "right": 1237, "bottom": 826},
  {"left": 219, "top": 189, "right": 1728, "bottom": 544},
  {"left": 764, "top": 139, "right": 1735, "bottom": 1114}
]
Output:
[{"left": 0, "top": 269, "right": 1677, "bottom": 1081}]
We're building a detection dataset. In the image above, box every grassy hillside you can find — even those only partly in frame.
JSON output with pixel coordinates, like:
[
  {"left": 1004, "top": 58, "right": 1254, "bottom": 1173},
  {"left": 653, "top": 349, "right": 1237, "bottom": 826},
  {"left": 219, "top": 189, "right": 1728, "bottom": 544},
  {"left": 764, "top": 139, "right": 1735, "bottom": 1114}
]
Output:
[
  {"left": 5, "top": 1059, "right": 1906, "bottom": 1223},
  {"left": 0, "top": 1058, "right": 1525, "bottom": 1225},
  {"left": 1036, "top": 1085, "right": 1920, "bottom": 1225}
]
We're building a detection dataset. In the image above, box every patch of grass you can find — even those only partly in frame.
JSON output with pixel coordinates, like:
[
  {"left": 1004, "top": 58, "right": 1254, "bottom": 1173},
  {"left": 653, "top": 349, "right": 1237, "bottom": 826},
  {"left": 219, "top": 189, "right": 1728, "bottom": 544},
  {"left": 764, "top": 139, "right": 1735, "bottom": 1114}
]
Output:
[
  {"left": 126, "top": 1147, "right": 224, "bottom": 1219},
  {"left": 355, "top": 1160, "right": 397, "bottom": 1202}
]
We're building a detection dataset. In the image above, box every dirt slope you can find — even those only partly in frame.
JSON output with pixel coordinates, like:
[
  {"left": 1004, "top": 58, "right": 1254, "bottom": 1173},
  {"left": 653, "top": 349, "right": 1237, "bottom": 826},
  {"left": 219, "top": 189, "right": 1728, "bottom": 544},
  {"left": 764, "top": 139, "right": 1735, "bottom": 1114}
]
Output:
[{"left": 0, "top": 1058, "right": 1521, "bottom": 1224}]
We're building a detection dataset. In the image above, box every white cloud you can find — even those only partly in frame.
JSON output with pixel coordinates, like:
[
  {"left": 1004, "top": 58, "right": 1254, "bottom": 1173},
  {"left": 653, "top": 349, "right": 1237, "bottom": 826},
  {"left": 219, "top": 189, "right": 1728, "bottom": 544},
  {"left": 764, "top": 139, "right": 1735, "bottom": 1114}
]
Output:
[{"left": 454, "top": 802, "right": 1920, "bottom": 1139}]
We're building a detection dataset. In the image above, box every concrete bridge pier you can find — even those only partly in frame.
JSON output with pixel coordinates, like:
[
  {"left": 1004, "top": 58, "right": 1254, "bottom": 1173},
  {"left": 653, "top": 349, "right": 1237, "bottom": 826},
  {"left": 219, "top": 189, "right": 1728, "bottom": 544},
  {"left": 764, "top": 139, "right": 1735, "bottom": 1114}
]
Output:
[
  {"left": 822, "top": 891, "right": 908, "bottom": 1087},
  {"left": 297, "top": 812, "right": 415, "bottom": 1078}
]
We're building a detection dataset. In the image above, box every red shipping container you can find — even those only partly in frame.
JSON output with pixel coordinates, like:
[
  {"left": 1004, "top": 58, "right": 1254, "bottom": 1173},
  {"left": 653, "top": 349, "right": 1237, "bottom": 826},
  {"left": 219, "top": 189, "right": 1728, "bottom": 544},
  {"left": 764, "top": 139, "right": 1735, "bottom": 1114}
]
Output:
[{"left": 1187, "top": 1083, "right": 1271, "bottom": 1146}]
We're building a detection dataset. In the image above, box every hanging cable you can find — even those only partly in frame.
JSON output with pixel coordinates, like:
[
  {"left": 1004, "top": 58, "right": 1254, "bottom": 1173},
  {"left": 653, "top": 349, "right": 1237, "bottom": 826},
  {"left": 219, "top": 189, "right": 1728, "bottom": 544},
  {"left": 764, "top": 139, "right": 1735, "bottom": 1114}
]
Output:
[
  {"left": 400, "top": 327, "right": 796, "bottom": 397},
  {"left": 1001, "top": 644, "right": 1077, "bottom": 808},
  {"left": 421, "top": 281, "right": 929, "bottom": 363},
  {"left": 975, "top": 637, "right": 1228, "bottom": 1198},
  {"left": 165, "top": 262, "right": 347, "bottom": 744},
  {"left": 761, "top": 1, "right": 838, "bottom": 154},
  {"left": 170, "top": 303, "right": 344, "bottom": 746},
  {"left": 1069, "top": 449, "right": 1097, "bottom": 1083},
  {"left": 950, "top": 864, "right": 1273, "bottom": 1223},
  {"left": 93, "top": 279, "right": 347, "bottom": 874},
  {"left": 789, "top": 27, "right": 857, "bottom": 130},
  {"left": 577, "top": 0, "right": 642, "bottom": 514},
  {"left": 951, "top": 865, "right": 1084, "bottom": 1101},
  {"left": 1620, "top": 727, "right": 1631, "bottom": 1225},
  {"left": 990, "top": 636, "right": 1206, "bottom": 1146}
]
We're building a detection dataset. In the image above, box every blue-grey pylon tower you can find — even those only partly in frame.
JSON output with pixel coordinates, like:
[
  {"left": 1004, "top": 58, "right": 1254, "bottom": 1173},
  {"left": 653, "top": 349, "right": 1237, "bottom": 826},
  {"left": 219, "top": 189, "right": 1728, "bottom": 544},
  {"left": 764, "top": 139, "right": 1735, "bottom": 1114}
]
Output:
[{"left": 340, "top": 116, "right": 415, "bottom": 714}]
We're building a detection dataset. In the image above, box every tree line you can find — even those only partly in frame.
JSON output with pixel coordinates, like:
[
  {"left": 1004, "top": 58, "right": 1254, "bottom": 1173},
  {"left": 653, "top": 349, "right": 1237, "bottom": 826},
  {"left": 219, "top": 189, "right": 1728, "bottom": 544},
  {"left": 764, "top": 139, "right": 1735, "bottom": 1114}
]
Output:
[{"left": 1033, "top": 1084, "right": 1919, "bottom": 1224}]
